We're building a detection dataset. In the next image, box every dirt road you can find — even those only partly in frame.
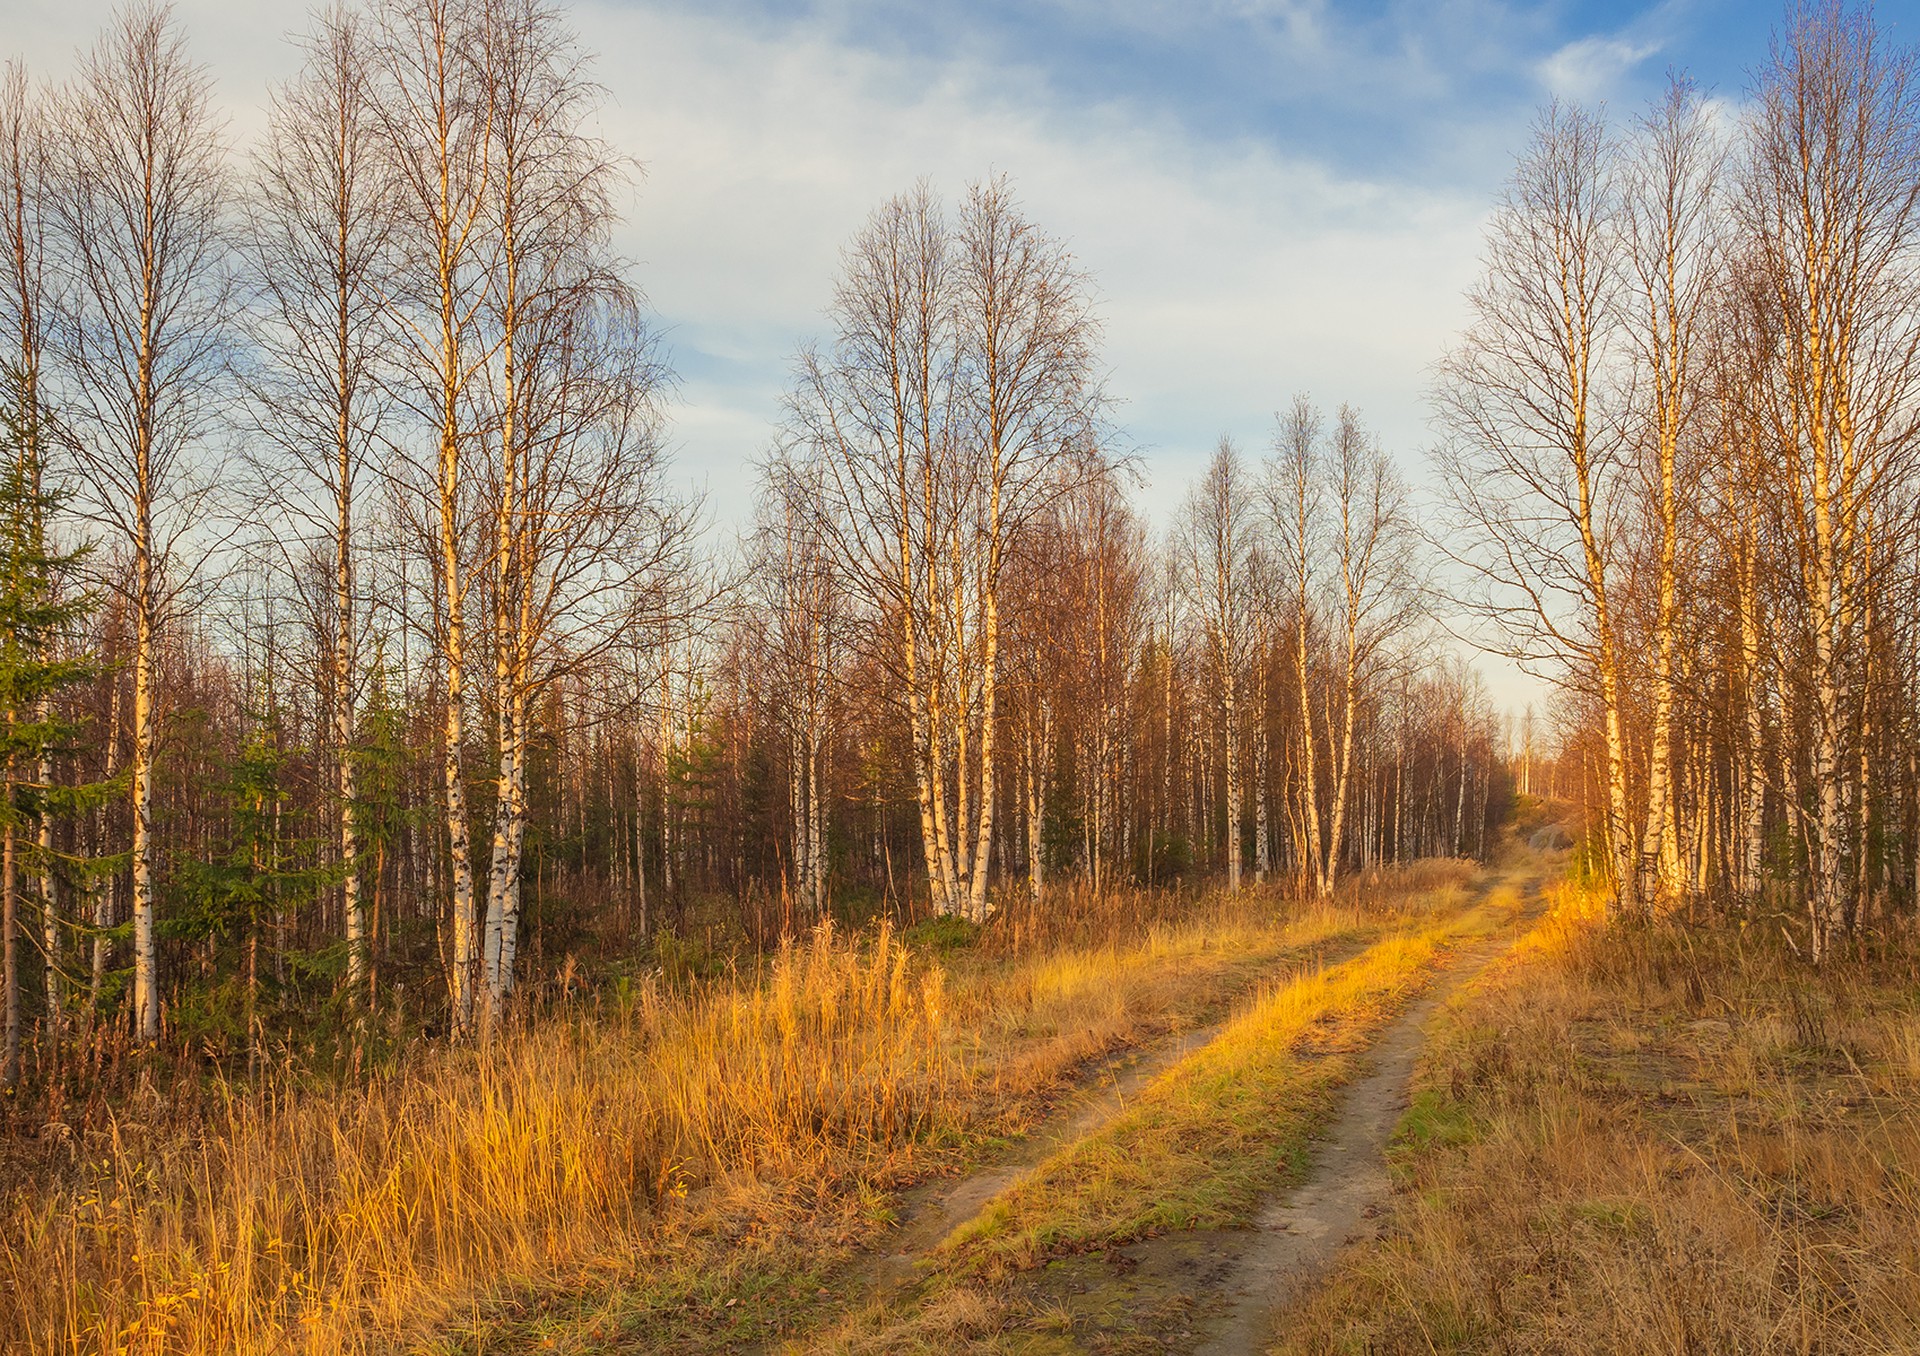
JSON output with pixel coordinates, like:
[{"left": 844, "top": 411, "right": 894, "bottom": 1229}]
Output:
[
  {"left": 1188, "top": 897, "right": 1537, "bottom": 1354},
  {"left": 797, "top": 856, "right": 1549, "bottom": 1354}
]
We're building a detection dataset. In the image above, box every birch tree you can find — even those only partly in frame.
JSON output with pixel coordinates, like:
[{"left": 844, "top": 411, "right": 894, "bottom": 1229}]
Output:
[
  {"left": 790, "top": 178, "right": 1100, "bottom": 920},
  {"left": 1621, "top": 77, "right": 1724, "bottom": 909},
  {"left": 793, "top": 186, "right": 965, "bottom": 914},
  {"left": 1318, "top": 405, "right": 1416, "bottom": 897},
  {"left": 1434, "top": 102, "right": 1638, "bottom": 913},
  {"left": 753, "top": 457, "right": 842, "bottom": 919},
  {"left": 52, "top": 4, "right": 231, "bottom": 1041},
  {"left": 468, "top": 0, "right": 684, "bottom": 1018},
  {"left": 947, "top": 177, "right": 1101, "bottom": 918},
  {"left": 1269, "top": 399, "right": 1326, "bottom": 894},
  {"left": 1177, "top": 437, "right": 1259, "bottom": 892},
  {"left": 244, "top": 5, "right": 389, "bottom": 1006},
  {"left": 372, "top": 0, "right": 491, "bottom": 1032},
  {"left": 479, "top": 285, "right": 677, "bottom": 1017},
  {"left": 1737, "top": 0, "right": 1920, "bottom": 959}
]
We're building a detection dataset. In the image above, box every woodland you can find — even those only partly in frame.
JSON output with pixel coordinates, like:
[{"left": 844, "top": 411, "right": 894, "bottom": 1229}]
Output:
[
  {"left": 0, "top": 0, "right": 1504, "bottom": 1087},
  {"left": 0, "top": 0, "right": 1916, "bottom": 1353}
]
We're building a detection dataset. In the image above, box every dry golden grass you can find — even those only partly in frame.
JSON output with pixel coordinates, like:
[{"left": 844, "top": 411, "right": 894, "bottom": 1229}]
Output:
[
  {"left": 0, "top": 863, "right": 1480, "bottom": 1356},
  {"left": 957, "top": 900, "right": 1363, "bottom": 1107},
  {"left": 1276, "top": 884, "right": 1920, "bottom": 1355},
  {"left": 803, "top": 872, "right": 1498, "bottom": 1356},
  {"left": 6, "top": 921, "right": 955, "bottom": 1354}
]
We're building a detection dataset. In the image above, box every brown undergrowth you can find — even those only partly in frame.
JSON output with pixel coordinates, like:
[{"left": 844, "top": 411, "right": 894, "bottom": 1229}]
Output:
[
  {"left": 1276, "top": 884, "right": 1920, "bottom": 1355},
  {"left": 0, "top": 860, "right": 1478, "bottom": 1355}
]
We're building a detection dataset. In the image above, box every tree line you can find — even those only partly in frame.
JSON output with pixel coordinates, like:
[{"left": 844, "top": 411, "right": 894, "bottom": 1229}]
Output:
[
  {"left": 0, "top": 0, "right": 1504, "bottom": 1094},
  {"left": 1441, "top": 0, "right": 1920, "bottom": 962}
]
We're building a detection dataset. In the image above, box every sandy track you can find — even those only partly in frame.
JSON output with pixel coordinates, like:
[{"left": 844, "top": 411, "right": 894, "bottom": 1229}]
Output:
[
  {"left": 785, "top": 862, "right": 1547, "bottom": 1354},
  {"left": 1185, "top": 869, "right": 1544, "bottom": 1354}
]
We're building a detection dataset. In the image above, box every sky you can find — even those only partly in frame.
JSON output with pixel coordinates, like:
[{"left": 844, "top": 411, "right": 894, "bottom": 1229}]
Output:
[{"left": 11, "top": 0, "right": 1919, "bottom": 713}]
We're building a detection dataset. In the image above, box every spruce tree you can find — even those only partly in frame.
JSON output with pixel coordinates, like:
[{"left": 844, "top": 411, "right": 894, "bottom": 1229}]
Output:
[
  {"left": 0, "top": 363, "right": 100, "bottom": 1090},
  {"left": 179, "top": 705, "right": 325, "bottom": 1077}
]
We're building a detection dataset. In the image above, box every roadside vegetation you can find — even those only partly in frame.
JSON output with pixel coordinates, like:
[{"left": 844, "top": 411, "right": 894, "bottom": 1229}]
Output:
[
  {"left": 1277, "top": 884, "right": 1920, "bottom": 1355},
  {"left": 0, "top": 861, "right": 1475, "bottom": 1355}
]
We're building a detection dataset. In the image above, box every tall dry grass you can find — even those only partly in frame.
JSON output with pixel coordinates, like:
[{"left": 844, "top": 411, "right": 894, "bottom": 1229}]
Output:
[
  {"left": 949, "top": 860, "right": 1477, "bottom": 1111},
  {"left": 3, "top": 921, "right": 954, "bottom": 1355}
]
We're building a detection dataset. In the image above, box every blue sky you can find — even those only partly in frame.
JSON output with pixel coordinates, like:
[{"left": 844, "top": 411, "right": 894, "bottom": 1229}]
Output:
[{"left": 12, "top": 0, "right": 1918, "bottom": 708}]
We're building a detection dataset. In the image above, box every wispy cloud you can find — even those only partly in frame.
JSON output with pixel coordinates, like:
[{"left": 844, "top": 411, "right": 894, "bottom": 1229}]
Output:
[{"left": 1538, "top": 33, "right": 1663, "bottom": 100}]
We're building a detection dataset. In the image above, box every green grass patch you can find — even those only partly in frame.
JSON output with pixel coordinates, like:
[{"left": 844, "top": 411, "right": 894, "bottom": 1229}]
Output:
[
  {"left": 905, "top": 913, "right": 983, "bottom": 954},
  {"left": 1389, "top": 1089, "right": 1482, "bottom": 1176}
]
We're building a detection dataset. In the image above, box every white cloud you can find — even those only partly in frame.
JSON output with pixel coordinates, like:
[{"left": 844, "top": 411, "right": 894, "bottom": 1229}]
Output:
[
  {"left": 1538, "top": 33, "right": 1663, "bottom": 100},
  {"left": 5, "top": 0, "right": 1498, "bottom": 507},
  {"left": 571, "top": 0, "right": 1490, "bottom": 512}
]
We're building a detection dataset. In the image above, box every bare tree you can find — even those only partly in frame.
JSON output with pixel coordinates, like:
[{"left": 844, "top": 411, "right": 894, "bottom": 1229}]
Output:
[
  {"left": 51, "top": 3, "right": 231, "bottom": 1041},
  {"left": 471, "top": 0, "right": 676, "bottom": 1021},
  {"left": 481, "top": 286, "right": 678, "bottom": 1015},
  {"left": 753, "top": 455, "right": 843, "bottom": 919},
  {"left": 1319, "top": 405, "right": 1417, "bottom": 897},
  {"left": 1737, "top": 0, "right": 1920, "bottom": 959},
  {"left": 1269, "top": 398, "right": 1325, "bottom": 894},
  {"left": 947, "top": 176, "right": 1102, "bottom": 918},
  {"left": 789, "top": 177, "right": 1102, "bottom": 921},
  {"left": 1178, "top": 436, "right": 1259, "bottom": 892},
  {"left": 243, "top": 4, "right": 390, "bottom": 1006},
  {"left": 1003, "top": 461, "right": 1145, "bottom": 893},
  {"left": 1621, "top": 76, "right": 1725, "bottom": 908},
  {"left": 1433, "top": 101, "right": 1638, "bottom": 913},
  {"left": 372, "top": 0, "right": 492, "bottom": 1033}
]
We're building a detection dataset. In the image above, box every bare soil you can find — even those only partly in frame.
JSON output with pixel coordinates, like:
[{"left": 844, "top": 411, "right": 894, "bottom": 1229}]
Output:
[{"left": 1186, "top": 924, "right": 1523, "bottom": 1354}]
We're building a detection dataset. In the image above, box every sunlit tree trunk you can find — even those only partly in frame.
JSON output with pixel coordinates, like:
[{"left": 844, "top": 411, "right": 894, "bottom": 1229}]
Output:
[
  {"left": 1625, "top": 80, "right": 1720, "bottom": 911},
  {"left": 375, "top": 0, "right": 492, "bottom": 1029}
]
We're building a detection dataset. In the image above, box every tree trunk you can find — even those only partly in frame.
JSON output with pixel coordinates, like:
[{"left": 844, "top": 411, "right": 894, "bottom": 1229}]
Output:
[
  {"left": 3, "top": 817, "right": 17, "bottom": 1089},
  {"left": 131, "top": 542, "right": 158, "bottom": 1043}
]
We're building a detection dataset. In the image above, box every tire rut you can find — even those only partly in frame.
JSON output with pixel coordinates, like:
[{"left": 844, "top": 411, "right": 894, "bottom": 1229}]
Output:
[
  {"left": 1178, "top": 865, "right": 1548, "bottom": 1354},
  {"left": 810, "top": 930, "right": 1378, "bottom": 1326},
  {"left": 876, "top": 931, "right": 1376, "bottom": 1281}
]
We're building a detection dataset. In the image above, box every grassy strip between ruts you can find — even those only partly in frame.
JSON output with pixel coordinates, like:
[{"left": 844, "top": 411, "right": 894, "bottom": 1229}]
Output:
[{"left": 935, "top": 922, "right": 1458, "bottom": 1280}]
